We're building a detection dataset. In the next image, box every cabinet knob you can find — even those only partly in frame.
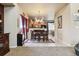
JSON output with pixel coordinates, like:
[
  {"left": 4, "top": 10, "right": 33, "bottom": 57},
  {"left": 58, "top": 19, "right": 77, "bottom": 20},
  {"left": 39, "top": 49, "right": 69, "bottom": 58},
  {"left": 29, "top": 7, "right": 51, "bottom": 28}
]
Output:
[{"left": 0, "top": 20, "right": 2, "bottom": 23}]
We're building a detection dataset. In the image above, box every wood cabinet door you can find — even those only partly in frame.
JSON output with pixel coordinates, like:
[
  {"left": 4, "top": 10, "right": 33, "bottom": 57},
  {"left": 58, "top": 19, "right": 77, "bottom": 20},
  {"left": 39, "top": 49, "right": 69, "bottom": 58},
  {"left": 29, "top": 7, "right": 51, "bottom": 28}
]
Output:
[{"left": 0, "top": 4, "right": 4, "bottom": 33}]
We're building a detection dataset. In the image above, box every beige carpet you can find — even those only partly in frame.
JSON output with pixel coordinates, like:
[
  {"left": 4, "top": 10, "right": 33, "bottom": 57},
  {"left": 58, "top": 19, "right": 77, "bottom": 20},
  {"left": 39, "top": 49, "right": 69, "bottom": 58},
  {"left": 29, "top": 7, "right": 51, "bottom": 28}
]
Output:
[{"left": 5, "top": 47, "right": 76, "bottom": 56}]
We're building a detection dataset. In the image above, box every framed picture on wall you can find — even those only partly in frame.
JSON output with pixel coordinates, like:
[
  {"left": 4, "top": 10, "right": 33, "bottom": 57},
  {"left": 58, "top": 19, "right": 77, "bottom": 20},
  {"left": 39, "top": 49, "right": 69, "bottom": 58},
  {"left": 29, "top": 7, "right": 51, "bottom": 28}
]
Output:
[{"left": 57, "top": 16, "right": 62, "bottom": 29}]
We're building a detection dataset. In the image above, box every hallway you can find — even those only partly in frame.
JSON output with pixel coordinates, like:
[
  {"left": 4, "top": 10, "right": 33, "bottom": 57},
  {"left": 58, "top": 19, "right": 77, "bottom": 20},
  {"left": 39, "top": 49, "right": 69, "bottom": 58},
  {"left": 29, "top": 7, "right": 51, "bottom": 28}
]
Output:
[
  {"left": 2, "top": 3, "right": 79, "bottom": 56},
  {"left": 17, "top": 3, "right": 66, "bottom": 46}
]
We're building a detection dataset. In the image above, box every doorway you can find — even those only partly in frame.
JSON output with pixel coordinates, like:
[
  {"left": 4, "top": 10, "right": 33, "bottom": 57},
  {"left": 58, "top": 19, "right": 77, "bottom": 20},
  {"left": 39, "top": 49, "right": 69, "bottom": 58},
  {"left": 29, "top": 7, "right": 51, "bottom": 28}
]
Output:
[{"left": 47, "top": 20, "right": 55, "bottom": 43}]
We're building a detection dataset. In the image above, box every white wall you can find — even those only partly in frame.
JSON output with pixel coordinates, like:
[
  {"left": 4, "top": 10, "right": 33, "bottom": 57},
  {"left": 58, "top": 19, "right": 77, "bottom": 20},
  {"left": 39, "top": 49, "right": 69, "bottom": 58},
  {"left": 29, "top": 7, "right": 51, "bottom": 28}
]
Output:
[
  {"left": 55, "top": 3, "right": 79, "bottom": 46},
  {"left": 4, "top": 4, "right": 20, "bottom": 48},
  {"left": 70, "top": 3, "right": 79, "bottom": 45},
  {"left": 55, "top": 4, "right": 72, "bottom": 45}
]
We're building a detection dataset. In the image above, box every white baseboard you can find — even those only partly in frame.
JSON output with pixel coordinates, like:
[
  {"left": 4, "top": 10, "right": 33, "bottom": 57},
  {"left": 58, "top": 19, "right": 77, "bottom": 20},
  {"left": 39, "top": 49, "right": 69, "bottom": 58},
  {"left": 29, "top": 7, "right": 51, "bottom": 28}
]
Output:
[
  {"left": 10, "top": 46, "right": 17, "bottom": 48},
  {"left": 62, "top": 42, "right": 75, "bottom": 47}
]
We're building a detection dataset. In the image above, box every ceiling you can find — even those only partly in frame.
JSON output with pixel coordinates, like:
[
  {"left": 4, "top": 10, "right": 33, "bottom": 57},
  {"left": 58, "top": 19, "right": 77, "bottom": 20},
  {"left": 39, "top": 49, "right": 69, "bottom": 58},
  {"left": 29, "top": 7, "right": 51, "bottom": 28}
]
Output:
[{"left": 17, "top": 3, "right": 68, "bottom": 16}]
